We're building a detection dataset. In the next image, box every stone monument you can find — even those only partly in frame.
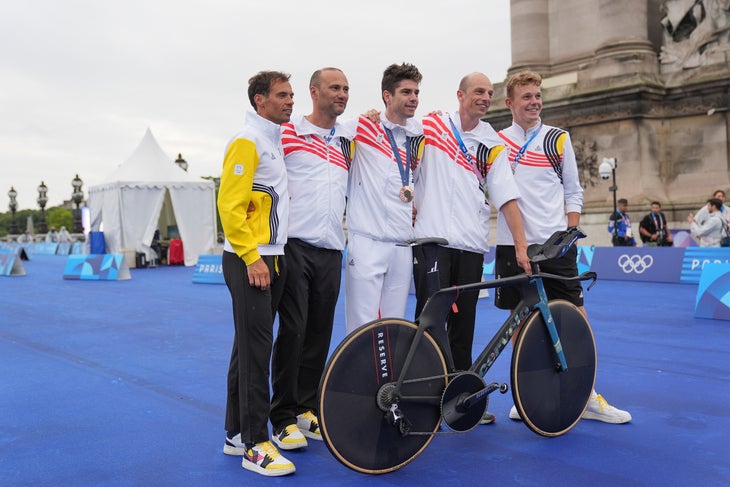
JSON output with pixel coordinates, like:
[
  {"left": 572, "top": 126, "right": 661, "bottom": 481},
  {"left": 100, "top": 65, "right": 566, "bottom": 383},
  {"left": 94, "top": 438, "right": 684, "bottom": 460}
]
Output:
[{"left": 485, "top": 0, "right": 730, "bottom": 244}]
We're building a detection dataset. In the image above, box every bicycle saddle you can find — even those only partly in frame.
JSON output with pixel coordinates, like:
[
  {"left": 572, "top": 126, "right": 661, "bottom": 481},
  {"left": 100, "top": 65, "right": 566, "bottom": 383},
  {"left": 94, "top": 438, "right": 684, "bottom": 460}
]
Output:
[
  {"left": 397, "top": 237, "right": 449, "bottom": 247},
  {"left": 527, "top": 226, "right": 586, "bottom": 262}
]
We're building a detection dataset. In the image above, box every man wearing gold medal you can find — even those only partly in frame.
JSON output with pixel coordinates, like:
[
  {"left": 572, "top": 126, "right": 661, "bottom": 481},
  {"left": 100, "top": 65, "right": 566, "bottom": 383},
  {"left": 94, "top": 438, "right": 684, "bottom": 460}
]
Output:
[{"left": 344, "top": 63, "right": 424, "bottom": 334}]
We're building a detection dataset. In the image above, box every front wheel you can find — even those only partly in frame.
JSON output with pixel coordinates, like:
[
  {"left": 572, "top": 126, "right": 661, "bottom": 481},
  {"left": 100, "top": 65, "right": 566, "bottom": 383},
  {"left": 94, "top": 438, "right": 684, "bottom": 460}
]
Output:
[
  {"left": 511, "top": 300, "right": 596, "bottom": 437},
  {"left": 317, "top": 319, "right": 447, "bottom": 474}
]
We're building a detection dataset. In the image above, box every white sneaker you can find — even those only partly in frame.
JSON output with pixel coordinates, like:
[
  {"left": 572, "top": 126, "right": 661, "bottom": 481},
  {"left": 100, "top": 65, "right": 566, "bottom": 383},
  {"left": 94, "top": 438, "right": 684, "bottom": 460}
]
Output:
[
  {"left": 479, "top": 411, "right": 496, "bottom": 425},
  {"left": 296, "top": 411, "right": 322, "bottom": 440},
  {"left": 223, "top": 433, "right": 246, "bottom": 456},
  {"left": 272, "top": 424, "right": 308, "bottom": 450},
  {"left": 242, "top": 441, "right": 295, "bottom": 477},
  {"left": 582, "top": 392, "right": 632, "bottom": 424},
  {"left": 508, "top": 405, "right": 521, "bottom": 420}
]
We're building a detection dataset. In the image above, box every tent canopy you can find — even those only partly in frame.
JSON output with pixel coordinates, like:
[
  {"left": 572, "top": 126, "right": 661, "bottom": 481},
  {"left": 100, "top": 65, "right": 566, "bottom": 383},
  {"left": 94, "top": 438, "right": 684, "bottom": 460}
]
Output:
[{"left": 88, "top": 128, "right": 216, "bottom": 266}]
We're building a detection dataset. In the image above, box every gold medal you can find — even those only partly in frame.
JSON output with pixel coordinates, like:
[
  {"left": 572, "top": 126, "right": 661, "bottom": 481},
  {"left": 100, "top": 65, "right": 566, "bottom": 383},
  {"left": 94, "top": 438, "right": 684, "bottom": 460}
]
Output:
[{"left": 399, "top": 186, "right": 414, "bottom": 203}]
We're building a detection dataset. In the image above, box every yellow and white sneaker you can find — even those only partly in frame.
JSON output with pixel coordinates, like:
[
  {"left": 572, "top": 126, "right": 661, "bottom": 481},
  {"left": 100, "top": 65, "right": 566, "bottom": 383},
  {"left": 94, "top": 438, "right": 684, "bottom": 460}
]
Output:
[
  {"left": 296, "top": 411, "right": 322, "bottom": 440},
  {"left": 273, "top": 424, "right": 308, "bottom": 450},
  {"left": 582, "top": 391, "right": 632, "bottom": 424},
  {"left": 242, "top": 441, "right": 295, "bottom": 477}
]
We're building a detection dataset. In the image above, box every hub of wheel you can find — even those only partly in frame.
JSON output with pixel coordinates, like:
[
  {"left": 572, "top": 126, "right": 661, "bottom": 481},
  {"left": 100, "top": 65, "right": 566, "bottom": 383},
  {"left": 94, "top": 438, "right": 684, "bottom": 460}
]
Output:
[{"left": 376, "top": 382, "right": 398, "bottom": 411}]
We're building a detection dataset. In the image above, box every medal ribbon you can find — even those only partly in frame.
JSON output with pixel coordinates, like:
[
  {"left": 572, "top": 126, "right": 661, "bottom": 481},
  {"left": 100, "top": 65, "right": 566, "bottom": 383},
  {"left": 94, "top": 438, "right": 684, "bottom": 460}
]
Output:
[
  {"left": 511, "top": 125, "right": 541, "bottom": 173},
  {"left": 383, "top": 126, "right": 411, "bottom": 188},
  {"left": 651, "top": 212, "right": 663, "bottom": 232},
  {"left": 323, "top": 126, "right": 336, "bottom": 145},
  {"left": 447, "top": 115, "right": 486, "bottom": 194}
]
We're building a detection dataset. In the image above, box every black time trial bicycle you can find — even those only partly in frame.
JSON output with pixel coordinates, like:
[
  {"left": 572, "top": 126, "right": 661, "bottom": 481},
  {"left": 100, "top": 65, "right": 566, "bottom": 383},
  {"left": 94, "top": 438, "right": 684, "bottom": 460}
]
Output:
[{"left": 317, "top": 227, "right": 598, "bottom": 474}]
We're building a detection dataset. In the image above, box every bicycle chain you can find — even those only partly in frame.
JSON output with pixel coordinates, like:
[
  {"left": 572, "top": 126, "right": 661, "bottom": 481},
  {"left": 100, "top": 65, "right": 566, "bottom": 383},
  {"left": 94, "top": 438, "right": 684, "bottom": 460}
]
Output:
[{"left": 384, "top": 372, "right": 487, "bottom": 436}]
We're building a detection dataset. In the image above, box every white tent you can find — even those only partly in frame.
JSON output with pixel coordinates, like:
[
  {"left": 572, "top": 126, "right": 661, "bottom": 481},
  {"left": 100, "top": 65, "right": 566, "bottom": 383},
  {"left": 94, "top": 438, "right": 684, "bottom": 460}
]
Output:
[{"left": 88, "top": 128, "right": 217, "bottom": 267}]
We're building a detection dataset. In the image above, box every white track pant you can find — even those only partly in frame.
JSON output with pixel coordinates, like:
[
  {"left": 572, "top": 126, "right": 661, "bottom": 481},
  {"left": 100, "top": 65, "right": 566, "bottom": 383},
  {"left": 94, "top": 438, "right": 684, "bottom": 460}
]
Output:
[{"left": 344, "top": 233, "right": 413, "bottom": 334}]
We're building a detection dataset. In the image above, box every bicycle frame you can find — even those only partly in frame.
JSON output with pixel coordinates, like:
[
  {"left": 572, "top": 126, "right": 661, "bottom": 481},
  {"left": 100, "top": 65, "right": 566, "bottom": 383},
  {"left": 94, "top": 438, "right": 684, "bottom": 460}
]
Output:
[{"left": 391, "top": 269, "right": 595, "bottom": 403}]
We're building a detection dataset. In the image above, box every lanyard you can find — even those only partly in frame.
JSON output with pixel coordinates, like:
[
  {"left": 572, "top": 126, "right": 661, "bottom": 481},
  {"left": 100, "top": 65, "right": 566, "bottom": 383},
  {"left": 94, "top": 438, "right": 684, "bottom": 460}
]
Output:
[
  {"left": 447, "top": 115, "right": 486, "bottom": 192},
  {"left": 651, "top": 212, "right": 663, "bottom": 231},
  {"left": 323, "top": 126, "right": 336, "bottom": 145},
  {"left": 383, "top": 126, "right": 411, "bottom": 187},
  {"left": 511, "top": 126, "right": 541, "bottom": 173}
]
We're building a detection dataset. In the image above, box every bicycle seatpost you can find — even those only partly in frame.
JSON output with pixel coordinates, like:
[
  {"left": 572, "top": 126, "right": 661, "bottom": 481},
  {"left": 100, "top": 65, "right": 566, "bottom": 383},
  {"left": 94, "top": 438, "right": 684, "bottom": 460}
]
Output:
[
  {"left": 421, "top": 243, "right": 441, "bottom": 298},
  {"left": 398, "top": 237, "right": 448, "bottom": 303}
]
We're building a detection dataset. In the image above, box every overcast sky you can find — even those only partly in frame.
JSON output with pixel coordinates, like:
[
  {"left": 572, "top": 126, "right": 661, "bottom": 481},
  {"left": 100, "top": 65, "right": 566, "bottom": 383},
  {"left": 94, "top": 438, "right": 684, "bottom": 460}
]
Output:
[{"left": 1, "top": 0, "right": 511, "bottom": 210}]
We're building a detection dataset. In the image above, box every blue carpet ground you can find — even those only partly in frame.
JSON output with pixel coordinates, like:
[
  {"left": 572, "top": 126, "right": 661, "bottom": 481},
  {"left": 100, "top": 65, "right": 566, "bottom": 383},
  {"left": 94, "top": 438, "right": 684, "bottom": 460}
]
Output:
[{"left": 1, "top": 254, "right": 729, "bottom": 486}]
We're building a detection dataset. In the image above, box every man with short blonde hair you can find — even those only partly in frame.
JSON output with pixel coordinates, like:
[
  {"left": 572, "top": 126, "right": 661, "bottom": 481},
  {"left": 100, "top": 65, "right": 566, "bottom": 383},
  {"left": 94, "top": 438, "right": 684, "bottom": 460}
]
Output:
[{"left": 496, "top": 70, "right": 632, "bottom": 425}]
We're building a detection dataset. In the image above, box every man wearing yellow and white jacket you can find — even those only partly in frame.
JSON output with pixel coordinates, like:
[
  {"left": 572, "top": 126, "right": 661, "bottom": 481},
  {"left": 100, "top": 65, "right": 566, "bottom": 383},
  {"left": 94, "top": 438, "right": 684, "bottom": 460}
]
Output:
[{"left": 217, "top": 70, "right": 295, "bottom": 477}]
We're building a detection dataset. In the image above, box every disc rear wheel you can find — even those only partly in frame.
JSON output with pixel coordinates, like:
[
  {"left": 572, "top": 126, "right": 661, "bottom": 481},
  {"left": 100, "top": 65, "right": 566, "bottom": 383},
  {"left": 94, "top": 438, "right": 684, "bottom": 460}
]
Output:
[{"left": 318, "top": 319, "right": 447, "bottom": 474}]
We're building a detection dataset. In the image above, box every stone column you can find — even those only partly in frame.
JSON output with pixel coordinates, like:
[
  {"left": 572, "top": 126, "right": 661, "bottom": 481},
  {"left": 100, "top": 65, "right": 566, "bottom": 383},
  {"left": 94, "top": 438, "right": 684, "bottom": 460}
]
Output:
[
  {"left": 509, "top": 0, "right": 551, "bottom": 74},
  {"left": 591, "top": 0, "right": 658, "bottom": 78}
]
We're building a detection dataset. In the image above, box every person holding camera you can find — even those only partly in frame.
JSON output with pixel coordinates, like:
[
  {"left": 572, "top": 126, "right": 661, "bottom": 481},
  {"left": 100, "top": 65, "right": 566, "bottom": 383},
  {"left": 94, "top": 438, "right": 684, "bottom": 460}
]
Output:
[
  {"left": 607, "top": 198, "right": 636, "bottom": 246},
  {"left": 639, "top": 201, "right": 673, "bottom": 247}
]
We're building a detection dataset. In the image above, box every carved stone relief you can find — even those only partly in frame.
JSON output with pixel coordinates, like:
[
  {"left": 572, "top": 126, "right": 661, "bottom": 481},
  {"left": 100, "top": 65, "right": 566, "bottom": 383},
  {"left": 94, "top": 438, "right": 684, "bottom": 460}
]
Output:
[
  {"left": 660, "top": 0, "right": 730, "bottom": 72},
  {"left": 573, "top": 139, "right": 599, "bottom": 188}
]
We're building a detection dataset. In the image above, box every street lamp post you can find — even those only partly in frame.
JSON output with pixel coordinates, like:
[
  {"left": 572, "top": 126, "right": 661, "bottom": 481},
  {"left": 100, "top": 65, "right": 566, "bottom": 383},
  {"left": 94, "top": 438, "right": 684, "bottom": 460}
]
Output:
[
  {"left": 8, "top": 187, "right": 19, "bottom": 235},
  {"left": 599, "top": 158, "right": 618, "bottom": 242},
  {"left": 175, "top": 153, "right": 188, "bottom": 172},
  {"left": 37, "top": 181, "right": 49, "bottom": 234},
  {"left": 71, "top": 174, "right": 84, "bottom": 234}
]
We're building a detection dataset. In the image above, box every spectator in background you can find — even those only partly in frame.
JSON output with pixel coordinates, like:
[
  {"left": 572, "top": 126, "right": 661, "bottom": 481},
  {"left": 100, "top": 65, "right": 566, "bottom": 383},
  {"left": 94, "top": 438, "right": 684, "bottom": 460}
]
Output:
[
  {"left": 57, "top": 226, "right": 73, "bottom": 244},
  {"left": 639, "top": 201, "right": 673, "bottom": 246},
  {"left": 17, "top": 230, "right": 34, "bottom": 244},
  {"left": 45, "top": 227, "right": 59, "bottom": 243},
  {"left": 608, "top": 198, "right": 636, "bottom": 246},
  {"left": 688, "top": 198, "right": 726, "bottom": 247},
  {"left": 694, "top": 189, "right": 730, "bottom": 225}
]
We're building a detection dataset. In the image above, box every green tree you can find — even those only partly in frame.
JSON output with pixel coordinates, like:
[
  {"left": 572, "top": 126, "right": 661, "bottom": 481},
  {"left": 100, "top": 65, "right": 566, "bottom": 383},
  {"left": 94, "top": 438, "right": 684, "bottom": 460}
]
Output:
[
  {"left": 0, "top": 207, "right": 73, "bottom": 237},
  {"left": 47, "top": 207, "right": 73, "bottom": 231}
]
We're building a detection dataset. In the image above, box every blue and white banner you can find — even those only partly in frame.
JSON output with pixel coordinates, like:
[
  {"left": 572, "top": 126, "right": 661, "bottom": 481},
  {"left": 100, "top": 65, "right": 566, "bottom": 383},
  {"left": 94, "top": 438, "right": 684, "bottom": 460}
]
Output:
[
  {"left": 34, "top": 242, "right": 59, "bottom": 255},
  {"left": 71, "top": 242, "right": 86, "bottom": 254},
  {"left": 695, "top": 263, "right": 730, "bottom": 320},
  {"left": 483, "top": 249, "right": 495, "bottom": 275},
  {"left": 63, "top": 254, "right": 131, "bottom": 281},
  {"left": 590, "top": 247, "right": 684, "bottom": 283},
  {"left": 680, "top": 247, "right": 730, "bottom": 284},
  {"left": 56, "top": 242, "right": 72, "bottom": 255},
  {"left": 585, "top": 246, "right": 730, "bottom": 284},
  {"left": 192, "top": 254, "right": 224, "bottom": 284},
  {"left": 0, "top": 249, "right": 26, "bottom": 276}
]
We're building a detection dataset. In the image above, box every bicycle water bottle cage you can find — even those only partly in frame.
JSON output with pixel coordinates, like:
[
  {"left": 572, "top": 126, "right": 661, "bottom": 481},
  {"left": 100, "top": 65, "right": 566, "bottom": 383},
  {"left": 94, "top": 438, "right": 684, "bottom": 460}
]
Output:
[{"left": 527, "top": 226, "right": 586, "bottom": 262}]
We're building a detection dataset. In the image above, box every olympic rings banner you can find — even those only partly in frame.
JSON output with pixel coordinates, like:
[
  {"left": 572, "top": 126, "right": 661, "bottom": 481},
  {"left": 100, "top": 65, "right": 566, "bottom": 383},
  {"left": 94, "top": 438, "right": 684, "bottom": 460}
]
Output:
[{"left": 587, "top": 246, "right": 730, "bottom": 284}]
